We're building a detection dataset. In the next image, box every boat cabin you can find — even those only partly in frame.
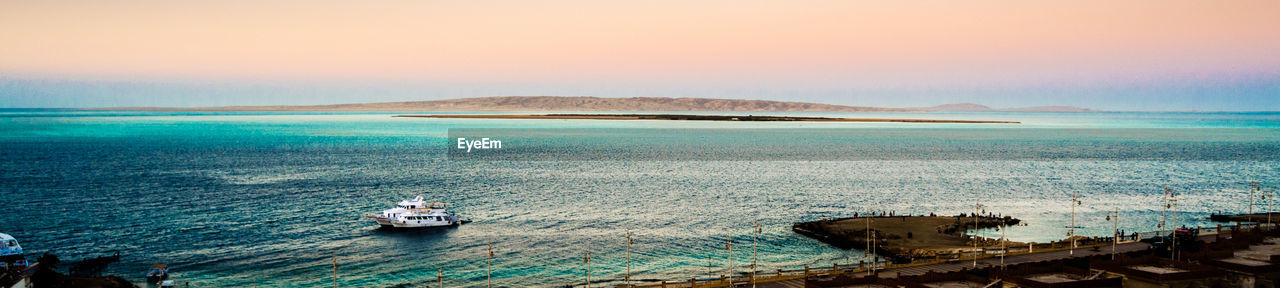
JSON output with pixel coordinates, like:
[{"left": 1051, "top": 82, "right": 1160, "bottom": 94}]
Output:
[
  {"left": 394, "top": 197, "right": 447, "bottom": 211},
  {"left": 396, "top": 196, "right": 437, "bottom": 209}
]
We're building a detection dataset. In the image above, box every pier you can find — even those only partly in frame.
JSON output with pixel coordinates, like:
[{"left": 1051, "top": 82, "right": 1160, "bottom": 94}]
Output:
[
  {"left": 792, "top": 215, "right": 1021, "bottom": 262},
  {"left": 631, "top": 223, "right": 1278, "bottom": 288}
]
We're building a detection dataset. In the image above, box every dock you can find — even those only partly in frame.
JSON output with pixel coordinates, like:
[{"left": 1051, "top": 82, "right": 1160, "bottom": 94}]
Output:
[
  {"left": 630, "top": 224, "right": 1279, "bottom": 288},
  {"left": 792, "top": 215, "right": 1022, "bottom": 262}
]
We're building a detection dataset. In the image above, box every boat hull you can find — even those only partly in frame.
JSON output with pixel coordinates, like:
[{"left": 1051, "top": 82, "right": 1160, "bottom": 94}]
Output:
[{"left": 390, "top": 220, "right": 459, "bottom": 228}]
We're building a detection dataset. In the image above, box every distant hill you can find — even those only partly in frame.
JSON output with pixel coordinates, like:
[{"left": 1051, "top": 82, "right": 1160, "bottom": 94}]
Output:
[
  {"left": 89, "top": 96, "right": 1092, "bottom": 112},
  {"left": 915, "top": 103, "right": 1093, "bottom": 112}
]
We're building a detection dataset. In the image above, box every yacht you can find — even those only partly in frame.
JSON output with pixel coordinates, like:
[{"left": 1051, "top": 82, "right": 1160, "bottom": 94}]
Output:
[{"left": 367, "top": 196, "right": 465, "bottom": 228}]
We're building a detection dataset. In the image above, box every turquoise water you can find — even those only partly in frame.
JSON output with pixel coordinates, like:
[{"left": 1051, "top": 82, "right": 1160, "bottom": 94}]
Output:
[{"left": 1, "top": 111, "right": 1278, "bottom": 287}]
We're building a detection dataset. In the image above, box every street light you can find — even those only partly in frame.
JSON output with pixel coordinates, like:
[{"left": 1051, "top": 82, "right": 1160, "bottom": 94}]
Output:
[
  {"left": 752, "top": 220, "right": 760, "bottom": 288},
  {"left": 1165, "top": 188, "right": 1179, "bottom": 261},
  {"left": 487, "top": 243, "right": 494, "bottom": 288},
  {"left": 997, "top": 220, "right": 1006, "bottom": 270},
  {"left": 1106, "top": 208, "right": 1119, "bottom": 260},
  {"left": 974, "top": 200, "right": 986, "bottom": 268},
  {"left": 1267, "top": 188, "right": 1273, "bottom": 228},
  {"left": 726, "top": 237, "right": 733, "bottom": 284},
  {"left": 1250, "top": 181, "right": 1258, "bottom": 217},
  {"left": 625, "top": 230, "right": 633, "bottom": 287},
  {"left": 866, "top": 205, "right": 873, "bottom": 276},
  {"left": 1067, "top": 191, "right": 1083, "bottom": 255},
  {"left": 584, "top": 250, "right": 591, "bottom": 288}
]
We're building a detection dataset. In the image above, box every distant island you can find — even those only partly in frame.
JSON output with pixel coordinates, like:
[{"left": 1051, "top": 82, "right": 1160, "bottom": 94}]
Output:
[
  {"left": 85, "top": 96, "right": 1093, "bottom": 112},
  {"left": 397, "top": 114, "right": 1020, "bottom": 124}
]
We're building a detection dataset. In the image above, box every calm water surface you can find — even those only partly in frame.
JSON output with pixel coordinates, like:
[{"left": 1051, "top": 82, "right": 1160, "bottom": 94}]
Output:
[{"left": 1, "top": 111, "right": 1278, "bottom": 287}]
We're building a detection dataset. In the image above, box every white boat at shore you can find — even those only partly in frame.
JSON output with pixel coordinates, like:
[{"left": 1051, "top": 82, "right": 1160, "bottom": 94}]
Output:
[{"left": 366, "top": 196, "right": 467, "bottom": 228}]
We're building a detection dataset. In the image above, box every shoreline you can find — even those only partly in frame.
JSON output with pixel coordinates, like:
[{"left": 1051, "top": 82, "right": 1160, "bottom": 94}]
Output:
[{"left": 395, "top": 114, "right": 1021, "bottom": 124}]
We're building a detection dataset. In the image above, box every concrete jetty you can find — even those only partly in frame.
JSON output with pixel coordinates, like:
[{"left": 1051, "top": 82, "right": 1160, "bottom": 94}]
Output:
[{"left": 792, "top": 215, "right": 1022, "bottom": 262}]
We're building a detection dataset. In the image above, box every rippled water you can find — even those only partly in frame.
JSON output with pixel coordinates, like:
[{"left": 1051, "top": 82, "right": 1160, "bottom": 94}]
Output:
[{"left": 1, "top": 111, "right": 1278, "bottom": 287}]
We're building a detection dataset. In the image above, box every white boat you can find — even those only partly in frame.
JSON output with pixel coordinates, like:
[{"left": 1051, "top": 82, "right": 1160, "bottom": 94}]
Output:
[
  {"left": 367, "top": 196, "right": 428, "bottom": 227},
  {"left": 389, "top": 204, "right": 462, "bottom": 228},
  {"left": 367, "top": 196, "right": 464, "bottom": 228}
]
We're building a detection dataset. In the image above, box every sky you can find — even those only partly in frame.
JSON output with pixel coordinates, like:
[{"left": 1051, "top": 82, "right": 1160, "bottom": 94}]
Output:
[{"left": 1, "top": 0, "right": 1278, "bottom": 110}]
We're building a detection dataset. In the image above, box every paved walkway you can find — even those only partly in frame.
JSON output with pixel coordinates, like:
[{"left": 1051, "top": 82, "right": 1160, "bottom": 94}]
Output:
[
  {"left": 752, "top": 232, "right": 1237, "bottom": 288},
  {"left": 756, "top": 241, "right": 1152, "bottom": 288}
]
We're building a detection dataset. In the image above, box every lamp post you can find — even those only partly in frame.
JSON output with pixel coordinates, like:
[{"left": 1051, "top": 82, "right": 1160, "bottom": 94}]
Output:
[
  {"left": 1160, "top": 186, "right": 1169, "bottom": 241},
  {"left": 870, "top": 230, "right": 877, "bottom": 274},
  {"left": 1250, "top": 181, "right": 1258, "bottom": 217},
  {"left": 999, "top": 220, "right": 1006, "bottom": 269},
  {"left": 974, "top": 200, "right": 982, "bottom": 268},
  {"left": 706, "top": 254, "right": 713, "bottom": 279},
  {"left": 866, "top": 205, "right": 873, "bottom": 276},
  {"left": 1106, "top": 208, "right": 1119, "bottom": 260},
  {"left": 626, "top": 230, "right": 633, "bottom": 287},
  {"left": 726, "top": 238, "right": 733, "bottom": 284},
  {"left": 487, "top": 243, "right": 494, "bottom": 288},
  {"left": 1068, "top": 190, "right": 1082, "bottom": 256},
  {"left": 1169, "top": 189, "right": 1179, "bottom": 261},
  {"left": 584, "top": 250, "right": 591, "bottom": 288},
  {"left": 752, "top": 220, "right": 760, "bottom": 288}
]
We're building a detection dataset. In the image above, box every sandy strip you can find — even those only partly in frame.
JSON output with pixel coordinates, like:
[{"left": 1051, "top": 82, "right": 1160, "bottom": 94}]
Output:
[{"left": 395, "top": 114, "right": 1020, "bottom": 124}]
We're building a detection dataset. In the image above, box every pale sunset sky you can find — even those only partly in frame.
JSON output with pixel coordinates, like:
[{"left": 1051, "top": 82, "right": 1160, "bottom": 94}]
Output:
[{"left": 2, "top": 0, "right": 1277, "bottom": 110}]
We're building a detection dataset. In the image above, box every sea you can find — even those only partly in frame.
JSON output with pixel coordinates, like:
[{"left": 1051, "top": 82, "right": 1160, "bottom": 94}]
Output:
[{"left": 1, "top": 110, "right": 1278, "bottom": 287}]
